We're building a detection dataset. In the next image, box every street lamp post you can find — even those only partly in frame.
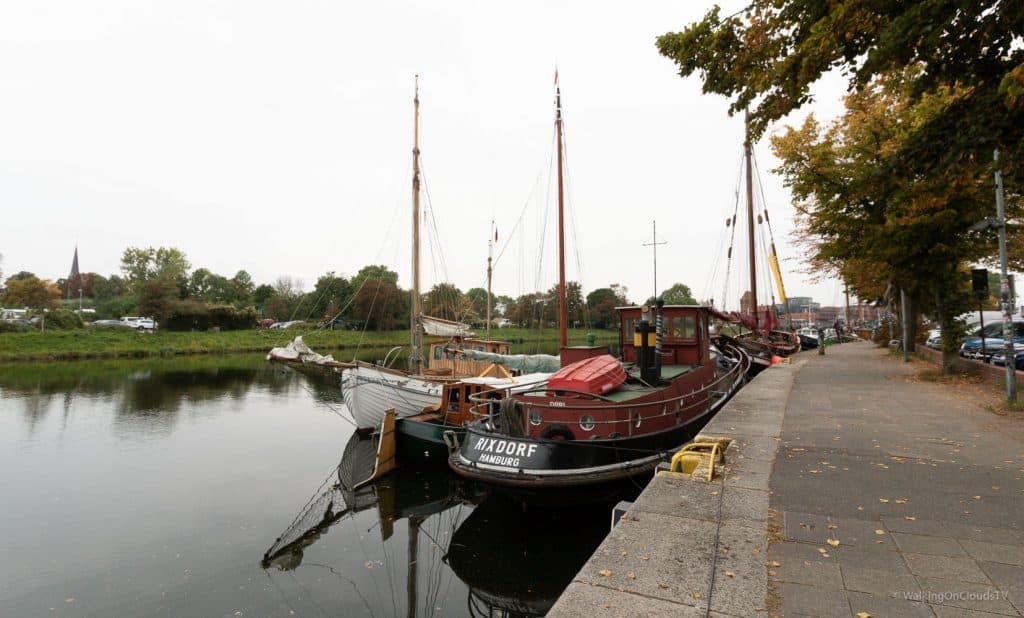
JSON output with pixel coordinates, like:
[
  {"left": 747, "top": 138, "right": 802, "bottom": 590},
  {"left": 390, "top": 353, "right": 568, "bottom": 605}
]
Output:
[{"left": 994, "top": 150, "right": 1017, "bottom": 403}]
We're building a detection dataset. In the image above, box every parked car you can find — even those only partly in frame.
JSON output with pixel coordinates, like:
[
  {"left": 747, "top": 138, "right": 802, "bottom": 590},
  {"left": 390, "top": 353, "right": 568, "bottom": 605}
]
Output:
[
  {"left": 959, "top": 321, "right": 1024, "bottom": 362},
  {"left": 90, "top": 319, "right": 125, "bottom": 328},
  {"left": 991, "top": 348, "right": 1024, "bottom": 371},
  {"left": 119, "top": 316, "right": 143, "bottom": 328},
  {"left": 134, "top": 318, "right": 157, "bottom": 331},
  {"left": 497, "top": 318, "right": 513, "bottom": 328}
]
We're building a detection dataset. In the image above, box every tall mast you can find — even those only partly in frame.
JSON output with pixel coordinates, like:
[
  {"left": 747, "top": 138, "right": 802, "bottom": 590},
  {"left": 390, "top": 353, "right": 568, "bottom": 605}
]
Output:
[
  {"left": 745, "top": 116, "right": 758, "bottom": 330},
  {"left": 410, "top": 76, "right": 423, "bottom": 375},
  {"left": 556, "top": 73, "right": 568, "bottom": 348},
  {"left": 486, "top": 221, "right": 494, "bottom": 341}
]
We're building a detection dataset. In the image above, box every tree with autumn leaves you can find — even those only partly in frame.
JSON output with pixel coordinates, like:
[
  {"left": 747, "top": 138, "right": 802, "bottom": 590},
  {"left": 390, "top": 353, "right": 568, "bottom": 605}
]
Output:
[{"left": 659, "top": 1, "right": 1023, "bottom": 372}]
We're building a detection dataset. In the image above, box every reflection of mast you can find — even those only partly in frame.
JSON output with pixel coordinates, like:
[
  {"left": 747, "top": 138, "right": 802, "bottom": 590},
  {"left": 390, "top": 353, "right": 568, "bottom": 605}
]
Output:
[
  {"left": 744, "top": 116, "right": 758, "bottom": 330},
  {"left": 407, "top": 516, "right": 421, "bottom": 618},
  {"left": 555, "top": 72, "right": 567, "bottom": 348},
  {"left": 410, "top": 76, "right": 424, "bottom": 375}
]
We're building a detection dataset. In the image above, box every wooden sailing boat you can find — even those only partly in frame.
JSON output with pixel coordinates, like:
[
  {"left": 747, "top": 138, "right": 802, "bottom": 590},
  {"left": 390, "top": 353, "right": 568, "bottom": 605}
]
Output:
[
  {"left": 710, "top": 120, "right": 800, "bottom": 370},
  {"left": 447, "top": 75, "right": 748, "bottom": 488},
  {"left": 340, "top": 78, "right": 521, "bottom": 429}
]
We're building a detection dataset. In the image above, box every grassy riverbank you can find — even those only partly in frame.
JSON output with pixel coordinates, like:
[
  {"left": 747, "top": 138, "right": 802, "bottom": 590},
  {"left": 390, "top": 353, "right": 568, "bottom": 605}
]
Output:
[{"left": 0, "top": 327, "right": 618, "bottom": 362}]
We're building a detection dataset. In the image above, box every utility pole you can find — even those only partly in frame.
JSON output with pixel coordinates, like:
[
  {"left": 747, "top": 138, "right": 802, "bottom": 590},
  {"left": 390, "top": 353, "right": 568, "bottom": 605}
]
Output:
[
  {"left": 994, "top": 150, "right": 1017, "bottom": 402},
  {"left": 642, "top": 220, "right": 667, "bottom": 302}
]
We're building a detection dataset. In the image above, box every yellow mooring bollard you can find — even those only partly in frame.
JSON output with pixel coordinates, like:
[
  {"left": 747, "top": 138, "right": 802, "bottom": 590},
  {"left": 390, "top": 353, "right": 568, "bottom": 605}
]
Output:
[{"left": 662, "top": 436, "right": 732, "bottom": 482}]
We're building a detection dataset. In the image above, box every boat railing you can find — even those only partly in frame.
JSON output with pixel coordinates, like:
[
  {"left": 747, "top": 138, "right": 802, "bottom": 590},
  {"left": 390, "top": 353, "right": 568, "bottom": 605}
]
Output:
[{"left": 464, "top": 350, "right": 745, "bottom": 427}]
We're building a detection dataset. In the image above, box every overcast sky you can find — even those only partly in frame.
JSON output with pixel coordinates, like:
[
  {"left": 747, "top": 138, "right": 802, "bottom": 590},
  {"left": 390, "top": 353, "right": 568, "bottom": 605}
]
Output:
[{"left": 1, "top": 1, "right": 858, "bottom": 309}]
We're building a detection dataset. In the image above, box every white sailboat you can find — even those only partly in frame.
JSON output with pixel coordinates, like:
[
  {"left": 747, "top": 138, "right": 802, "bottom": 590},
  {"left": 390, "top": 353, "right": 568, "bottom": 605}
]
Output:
[{"left": 340, "top": 79, "right": 542, "bottom": 429}]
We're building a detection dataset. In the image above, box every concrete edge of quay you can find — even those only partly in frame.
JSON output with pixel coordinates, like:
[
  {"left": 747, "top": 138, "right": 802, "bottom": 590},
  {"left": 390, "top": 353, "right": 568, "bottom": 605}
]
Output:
[{"left": 547, "top": 359, "right": 803, "bottom": 618}]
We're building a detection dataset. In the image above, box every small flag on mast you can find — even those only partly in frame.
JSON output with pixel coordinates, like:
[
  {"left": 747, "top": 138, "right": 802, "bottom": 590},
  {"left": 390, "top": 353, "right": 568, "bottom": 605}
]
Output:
[{"left": 554, "top": 67, "right": 559, "bottom": 85}]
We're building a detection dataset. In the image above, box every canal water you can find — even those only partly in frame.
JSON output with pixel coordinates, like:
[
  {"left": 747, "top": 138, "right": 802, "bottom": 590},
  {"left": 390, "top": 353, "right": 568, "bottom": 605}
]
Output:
[{"left": 0, "top": 354, "right": 638, "bottom": 617}]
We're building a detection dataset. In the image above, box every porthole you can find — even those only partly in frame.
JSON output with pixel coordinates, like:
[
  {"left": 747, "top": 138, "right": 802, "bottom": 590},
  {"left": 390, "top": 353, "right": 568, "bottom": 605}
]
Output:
[
  {"left": 529, "top": 410, "right": 543, "bottom": 426},
  {"left": 579, "top": 414, "right": 595, "bottom": 431}
]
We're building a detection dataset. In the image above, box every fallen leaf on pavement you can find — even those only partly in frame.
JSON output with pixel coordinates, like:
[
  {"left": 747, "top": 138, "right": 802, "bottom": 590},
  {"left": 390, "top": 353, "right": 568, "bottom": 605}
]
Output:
[
  {"left": 904, "top": 516, "right": 916, "bottom": 521},
  {"left": 768, "top": 560, "right": 781, "bottom": 567},
  {"left": 627, "top": 571, "right": 636, "bottom": 580},
  {"left": 856, "top": 612, "right": 872, "bottom": 618},
  {"left": 827, "top": 539, "right": 840, "bottom": 548},
  {"left": 599, "top": 569, "right": 612, "bottom": 577},
  {"left": 725, "top": 570, "right": 735, "bottom": 578},
  {"left": 874, "top": 529, "right": 886, "bottom": 535}
]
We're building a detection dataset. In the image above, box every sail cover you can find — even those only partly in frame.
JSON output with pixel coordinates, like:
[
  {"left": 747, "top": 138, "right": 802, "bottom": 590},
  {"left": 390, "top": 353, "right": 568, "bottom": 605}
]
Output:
[
  {"left": 421, "top": 315, "right": 474, "bottom": 338},
  {"left": 459, "top": 349, "right": 561, "bottom": 373}
]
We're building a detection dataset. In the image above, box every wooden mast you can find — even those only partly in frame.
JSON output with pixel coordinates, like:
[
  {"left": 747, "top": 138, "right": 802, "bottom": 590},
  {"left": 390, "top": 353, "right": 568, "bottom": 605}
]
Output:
[
  {"left": 410, "top": 76, "right": 424, "bottom": 374},
  {"left": 744, "top": 116, "right": 758, "bottom": 331},
  {"left": 555, "top": 72, "right": 568, "bottom": 348},
  {"left": 486, "top": 220, "right": 494, "bottom": 342}
]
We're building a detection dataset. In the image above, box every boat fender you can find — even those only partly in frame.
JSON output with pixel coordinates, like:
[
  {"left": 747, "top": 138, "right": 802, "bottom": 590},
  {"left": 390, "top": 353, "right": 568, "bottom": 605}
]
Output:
[{"left": 540, "top": 424, "right": 575, "bottom": 441}]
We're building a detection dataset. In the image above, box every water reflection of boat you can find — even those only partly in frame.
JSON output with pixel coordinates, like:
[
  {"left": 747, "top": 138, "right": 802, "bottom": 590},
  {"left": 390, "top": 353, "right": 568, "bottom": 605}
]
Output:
[
  {"left": 262, "top": 432, "right": 487, "bottom": 616},
  {"left": 447, "top": 494, "right": 626, "bottom": 617}
]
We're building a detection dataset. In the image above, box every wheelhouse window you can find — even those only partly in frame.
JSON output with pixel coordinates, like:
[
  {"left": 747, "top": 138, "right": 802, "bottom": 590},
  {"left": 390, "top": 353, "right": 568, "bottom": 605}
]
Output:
[{"left": 669, "top": 315, "right": 696, "bottom": 340}]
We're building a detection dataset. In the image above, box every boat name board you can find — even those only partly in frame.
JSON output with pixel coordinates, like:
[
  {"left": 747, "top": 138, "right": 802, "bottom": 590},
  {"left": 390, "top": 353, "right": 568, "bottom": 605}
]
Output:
[{"left": 471, "top": 437, "right": 539, "bottom": 468}]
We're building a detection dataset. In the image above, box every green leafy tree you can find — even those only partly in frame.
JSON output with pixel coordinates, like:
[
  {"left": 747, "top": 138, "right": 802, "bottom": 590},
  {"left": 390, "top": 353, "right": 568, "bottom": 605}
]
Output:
[
  {"left": 3, "top": 274, "right": 60, "bottom": 310},
  {"left": 351, "top": 264, "right": 400, "bottom": 295},
  {"left": 231, "top": 270, "right": 255, "bottom": 305},
  {"left": 92, "top": 275, "right": 127, "bottom": 302},
  {"left": 657, "top": 283, "right": 696, "bottom": 306},
  {"left": 771, "top": 72, "right": 996, "bottom": 371},
  {"left": 465, "top": 287, "right": 490, "bottom": 321},
  {"left": 656, "top": 1, "right": 1024, "bottom": 151},
  {"left": 352, "top": 278, "right": 408, "bottom": 330},
  {"left": 586, "top": 287, "right": 621, "bottom": 329},
  {"left": 120, "top": 246, "right": 191, "bottom": 296},
  {"left": 423, "top": 283, "right": 468, "bottom": 321},
  {"left": 253, "top": 284, "right": 275, "bottom": 313},
  {"left": 308, "top": 273, "right": 352, "bottom": 321},
  {"left": 138, "top": 280, "right": 174, "bottom": 324}
]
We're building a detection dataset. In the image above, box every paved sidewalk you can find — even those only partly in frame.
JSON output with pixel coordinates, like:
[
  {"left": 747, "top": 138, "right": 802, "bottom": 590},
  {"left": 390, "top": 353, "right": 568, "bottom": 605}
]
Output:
[{"left": 771, "top": 342, "right": 1024, "bottom": 617}]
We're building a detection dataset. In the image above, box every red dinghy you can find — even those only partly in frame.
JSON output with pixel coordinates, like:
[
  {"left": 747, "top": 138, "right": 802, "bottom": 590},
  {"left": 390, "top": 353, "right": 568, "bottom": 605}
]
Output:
[{"left": 547, "top": 354, "right": 626, "bottom": 395}]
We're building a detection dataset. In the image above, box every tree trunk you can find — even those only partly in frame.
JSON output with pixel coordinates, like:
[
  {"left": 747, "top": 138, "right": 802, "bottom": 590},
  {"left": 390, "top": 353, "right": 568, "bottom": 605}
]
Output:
[{"left": 935, "top": 291, "right": 960, "bottom": 375}]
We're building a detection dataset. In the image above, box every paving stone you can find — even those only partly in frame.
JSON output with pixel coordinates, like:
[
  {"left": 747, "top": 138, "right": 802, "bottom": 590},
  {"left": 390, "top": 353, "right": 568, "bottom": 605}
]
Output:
[
  {"left": 828, "top": 516, "right": 898, "bottom": 548},
  {"left": 930, "top": 605, "right": 1021, "bottom": 617},
  {"left": 720, "top": 486, "right": 769, "bottom": 524},
  {"left": 905, "top": 552, "right": 991, "bottom": 585},
  {"left": 769, "top": 540, "right": 838, "bottom": 565},
  {"left": 977, "top": 562, "right": 1024, "bottom": 614},
  {"left": 725, "top": 468, "right": 771, "bottom": 491},
  {"left": 943, "top": 522, "right": 1024, "bottom": 546},
  {"left": 916, "top": 578, "right": 1019, "bottom": 615},
  {"left": 834, "top": 546, "right": 912, "bottom": 574},
  {"left": 572, "top": 512, "right": 716, "bottom": 610},
  {"left": 882, "top": 516, "right": 950, "bottom": 537},
  {"left": 846, "top": 590, "right": 935, "bottom": 618},
  {"left": 841, "top": 565, "right": 921, "bottom": 597},
  {"left": 892, "top": 532, "right": 969, "bottom": 557},
  {"left": 958, "top": 540, "right": 1024, "bottom": 566},
  {"left": 769, "top": 551, "right": 843, "bottom": 589},
  {"left": 709, "top": 521, "right": 770, "bottom": 618},
  {"left": 548, "top": 582, "right": 706, "bottom": 618},
  {"left": 783, "top": 511, "right": 833, "bottom": 544},
  {"left": 777, "top": 582, "right": 849, "bottom": 617},
  {"left": 629, "top": 475, "right": 720, "bottom": 523},
  {"left": 905, "top": 554, "right": 993, "bottom": 584}
]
